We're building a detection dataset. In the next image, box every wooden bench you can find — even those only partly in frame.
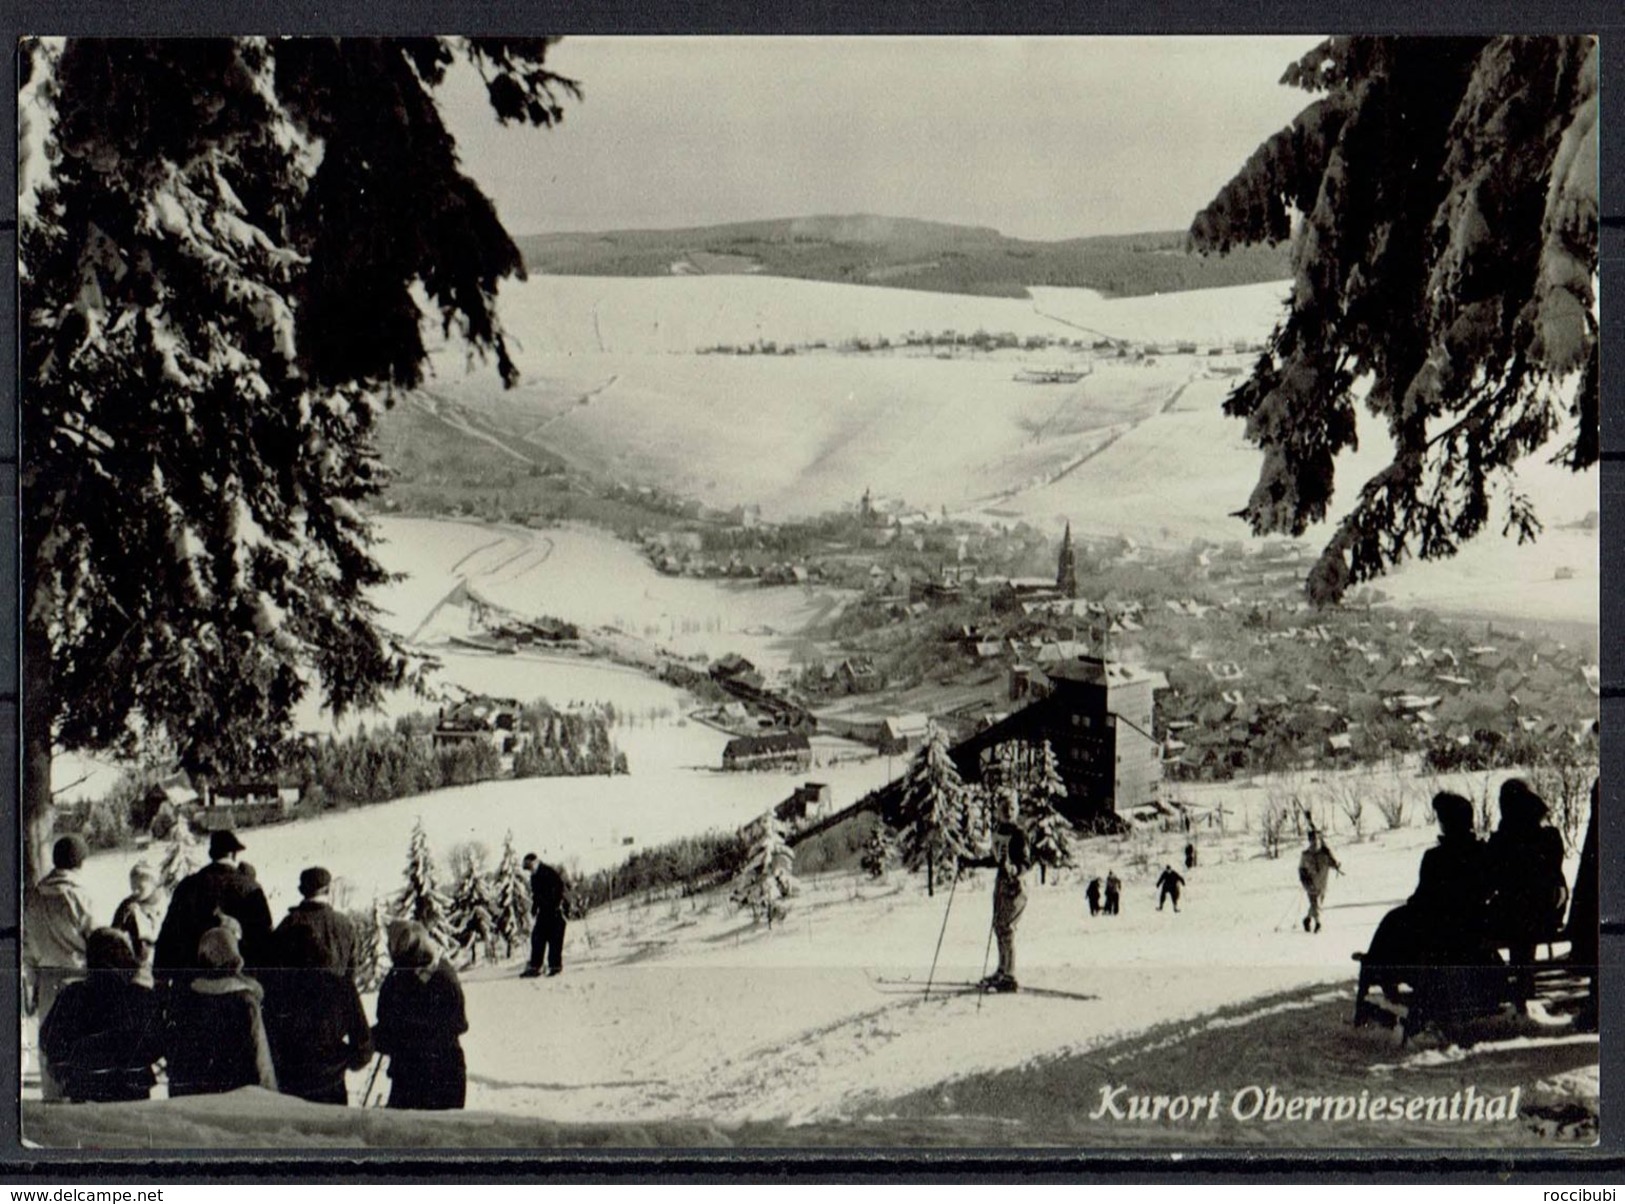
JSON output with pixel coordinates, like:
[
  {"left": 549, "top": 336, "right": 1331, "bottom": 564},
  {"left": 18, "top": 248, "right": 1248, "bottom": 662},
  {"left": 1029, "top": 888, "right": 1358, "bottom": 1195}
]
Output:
[{"left": 1352, "top": 939, "right": 1589, "bottom": 1044}]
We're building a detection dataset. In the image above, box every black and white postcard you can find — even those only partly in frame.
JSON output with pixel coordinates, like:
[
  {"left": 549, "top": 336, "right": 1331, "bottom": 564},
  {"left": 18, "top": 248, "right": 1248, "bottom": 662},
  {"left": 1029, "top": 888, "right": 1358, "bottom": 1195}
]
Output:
[{"left": 16, "top": 33, "right": 1602, "bottom": 1153}]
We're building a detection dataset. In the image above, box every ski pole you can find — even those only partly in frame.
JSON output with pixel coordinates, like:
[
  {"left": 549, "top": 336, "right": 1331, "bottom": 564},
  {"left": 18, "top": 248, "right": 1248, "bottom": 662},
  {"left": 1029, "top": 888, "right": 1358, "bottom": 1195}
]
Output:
[
  {"left": 924, "top": 864, "right": 961, "bottom": 1002},
  {"left": 975, "top": 906, "right": 997, "bottom": 1013},
  {"left": 361, "top": 1053, "right": 387, "bottom": 1107}
]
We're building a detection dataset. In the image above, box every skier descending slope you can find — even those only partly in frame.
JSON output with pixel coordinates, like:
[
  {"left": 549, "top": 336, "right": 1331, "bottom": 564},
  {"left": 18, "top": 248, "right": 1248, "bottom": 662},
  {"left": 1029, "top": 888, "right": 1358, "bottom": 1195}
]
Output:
[{"left": 963, "top": 793, "right": 1031, "bottom": 993}]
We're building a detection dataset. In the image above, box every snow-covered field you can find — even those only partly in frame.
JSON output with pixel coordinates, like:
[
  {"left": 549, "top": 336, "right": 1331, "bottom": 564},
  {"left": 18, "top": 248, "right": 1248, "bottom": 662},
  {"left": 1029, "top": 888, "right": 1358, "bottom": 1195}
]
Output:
[
  {"left": 370, "top": 517, "right": 841, "bottom": 673},
  {"left": 414, "top": 274, "right": 1598, "bottom": 628}
]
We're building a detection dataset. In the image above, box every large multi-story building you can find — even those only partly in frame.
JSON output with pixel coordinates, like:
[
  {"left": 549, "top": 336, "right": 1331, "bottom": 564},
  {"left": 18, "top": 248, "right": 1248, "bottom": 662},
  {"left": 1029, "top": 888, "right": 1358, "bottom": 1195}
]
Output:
[{"left": 951, "top": 655, "right": 1165, "bottom": 826}]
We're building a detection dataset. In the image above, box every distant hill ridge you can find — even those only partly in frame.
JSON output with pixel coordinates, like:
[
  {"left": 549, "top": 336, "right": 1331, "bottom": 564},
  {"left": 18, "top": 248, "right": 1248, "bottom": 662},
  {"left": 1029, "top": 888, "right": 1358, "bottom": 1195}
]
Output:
[{"left": 516, "top": 214, "right": 1291, "bottom": 300}]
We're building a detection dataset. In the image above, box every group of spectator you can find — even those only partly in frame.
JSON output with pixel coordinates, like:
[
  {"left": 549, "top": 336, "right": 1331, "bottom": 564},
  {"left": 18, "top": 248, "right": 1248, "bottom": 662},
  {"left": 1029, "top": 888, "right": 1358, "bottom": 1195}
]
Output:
[{"left": 25, "top": 829, "right": 469, "bottom": 1110}]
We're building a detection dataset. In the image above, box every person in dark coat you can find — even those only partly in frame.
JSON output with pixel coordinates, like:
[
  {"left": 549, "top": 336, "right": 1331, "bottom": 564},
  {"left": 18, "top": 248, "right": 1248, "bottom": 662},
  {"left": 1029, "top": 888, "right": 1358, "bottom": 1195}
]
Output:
[
  {"left": 263, "top": 925, "right": 373, "bottom": 1105},
  {"left": 1156, "top": 865, "right": 1185, "bottom": 912},
  {"left": 154, "top": 830, "right": 275, "bottom": 977},
  {"left": 1104, "top": 871, "right": 1122, "bottom": 916},
  {"left": 39, "top": 928, "right": 163, "bottom": 1103},
  {"left": 1085, "top": 877, "right": 1103, "bottom": 917},
  {"left": 273, "top": 866, "right": 357, "bottom": 982},
  {"left": 1184, "top": 842, "right": 1198, "bottom": 871},
  {"left": 1362, "top": 792, "right": 1494, "bottom": 1004},
  {"left": 164, "top": 926, "right": 279, "bottom": 1097},
  {"left": 520, "top": 853, "right": 569, "bottom": 978},
  {"left": 1484, "top": 778, "right": 1569, "bottom": 1007},
  {"left": 373, "top": 921, "right": 468, "bottom": 1110}
]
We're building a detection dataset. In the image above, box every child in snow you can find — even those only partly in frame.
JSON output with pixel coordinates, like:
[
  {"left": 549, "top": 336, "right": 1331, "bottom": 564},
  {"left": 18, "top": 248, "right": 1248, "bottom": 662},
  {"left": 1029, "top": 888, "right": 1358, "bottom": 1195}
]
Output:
[
  {"left": 111, "top": 862, "right": 164, "bottom": 988},
  {"left": 1085, "top": 877, "right": 1102, "bottom": 916}
]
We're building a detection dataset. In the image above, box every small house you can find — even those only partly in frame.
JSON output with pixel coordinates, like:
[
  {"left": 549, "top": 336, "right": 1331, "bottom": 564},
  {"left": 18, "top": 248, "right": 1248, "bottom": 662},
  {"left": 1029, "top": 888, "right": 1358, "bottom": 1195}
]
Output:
[
  {"left": 878, "top": 714, "right": 931, "bottom": 755},
  {"left": 775, "top": 781, "right": 832, "bottom": 826}
]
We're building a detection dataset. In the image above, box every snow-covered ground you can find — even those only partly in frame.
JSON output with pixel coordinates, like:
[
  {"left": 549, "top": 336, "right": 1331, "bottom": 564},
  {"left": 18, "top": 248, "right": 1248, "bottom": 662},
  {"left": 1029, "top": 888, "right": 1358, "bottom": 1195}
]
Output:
[
  {"left": 44, "top": 761, "right": 1585, "bottom": 1133},
  {"left": 370, "top": 517, "right": 842, "bottom": 674},
  {"left": 419, "top": 765, "right": 1583, "bottom": 1128}
]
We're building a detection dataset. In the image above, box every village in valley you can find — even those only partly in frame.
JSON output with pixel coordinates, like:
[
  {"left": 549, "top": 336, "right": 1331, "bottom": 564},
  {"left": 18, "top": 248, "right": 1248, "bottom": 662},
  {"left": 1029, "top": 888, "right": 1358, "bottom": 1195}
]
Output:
[{"left": 20, "top": 34, "right": 1601, "bottom": 1153}]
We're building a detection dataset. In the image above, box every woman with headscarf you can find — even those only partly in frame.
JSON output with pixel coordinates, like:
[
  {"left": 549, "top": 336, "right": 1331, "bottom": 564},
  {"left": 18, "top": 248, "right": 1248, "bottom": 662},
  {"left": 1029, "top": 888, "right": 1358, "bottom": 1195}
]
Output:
[
  {"left": 164, "top": 925, "right": 278, "bottom": 1097},
  {"left": 1360, "top": 792, "right": 1493, "bottom": 1006},
  {"left": 372, "top": 921, "right": 468, "bottom": 1110},
  {"left": 39, "top": 928, "right": 163, "bottom": 1102}
]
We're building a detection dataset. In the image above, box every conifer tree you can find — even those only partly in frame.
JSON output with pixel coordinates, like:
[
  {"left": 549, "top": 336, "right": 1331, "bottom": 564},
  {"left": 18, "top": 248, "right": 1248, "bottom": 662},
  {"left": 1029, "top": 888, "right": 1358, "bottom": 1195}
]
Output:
[
  {"left": 490, "top": 830, "right": 532, "bottom": 959},
  {"left": 18, "top": 36, "right": 579, "bottom": 885},
  {"left": 1190, "top": 36, "right": 1597, "bottom": 604},
  {"left": 157, "top": 820, "right": 203, "bottom": 891},
  {"left": 350, "top": 896, "right": 387, "bottom": 992},
  {"left": 731, "top": 812, "right": 797, "bottom": 927},
  {"left": 860, "top": 819, "right": 896, "bottom": 880},
  {"left": 1027, "top": 740, "right": 1073, "bottom": 883},
  {"left": 895, "top": 723, "right": 973, "bottom": 897},
  {"left": 396, "top": 818, "right": 455, "bottom": 951}
]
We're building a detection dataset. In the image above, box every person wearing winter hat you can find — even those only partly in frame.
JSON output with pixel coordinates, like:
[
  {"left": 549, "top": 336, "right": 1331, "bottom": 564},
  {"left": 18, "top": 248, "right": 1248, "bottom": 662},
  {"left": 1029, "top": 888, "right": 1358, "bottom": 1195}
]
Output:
[
  {"left": 373, "top": 921, "right": 468, "bottom": 1110},
  {"left": 112, "top": 862, "right": 165, "bottom": 988},
  {"left": 24, "top": 834, "right": 98, "bottom": 1098},
  {"left": 163, "top": 925, "right": 278, "bottom": 1097},
  {"left": 962, "top": 792, "right": 1031, "bottom": 993},
  {"left": 273, "top": 866, "right": 358, "bottom": 981},
  {"left": 262, "top": 924, "right": 373, "bottom": 1105},
  {"left": 1156, "top": 863, "right": 1187, "bottom": 913},
  {"left": 39, "top": 928, "right": 163, "bottom": 1103},
  {"left": 1485, "top": 778, "right": 1568, "bottom": 1009},
  {"left": 1359, "top": 792, "right": 1494, "bottom": 1007},
  {"left": 154, "top": 828, "right": 274, "bottom": 978},
  {"left": 520, "top": 853, "right": 570, "bottom": 978}
]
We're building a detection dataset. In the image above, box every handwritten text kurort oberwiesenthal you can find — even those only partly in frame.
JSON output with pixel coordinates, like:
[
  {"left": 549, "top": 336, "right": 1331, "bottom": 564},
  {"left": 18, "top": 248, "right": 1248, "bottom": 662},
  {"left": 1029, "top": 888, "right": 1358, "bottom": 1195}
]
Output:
[{"left": 1090, "top": 1084, "right": 1521, "bottom": 1124}]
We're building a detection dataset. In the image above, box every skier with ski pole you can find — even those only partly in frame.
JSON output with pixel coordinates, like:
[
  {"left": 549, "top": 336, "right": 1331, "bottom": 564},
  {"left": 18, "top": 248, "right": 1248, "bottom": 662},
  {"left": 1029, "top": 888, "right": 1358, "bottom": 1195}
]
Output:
[{"left": 961, "top": 791, "right": 1031, "bottom": 994}]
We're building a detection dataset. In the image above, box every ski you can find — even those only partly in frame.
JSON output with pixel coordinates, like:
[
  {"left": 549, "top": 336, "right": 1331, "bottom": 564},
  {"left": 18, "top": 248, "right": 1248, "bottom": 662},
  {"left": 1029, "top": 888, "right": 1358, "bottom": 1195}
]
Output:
[{"left": 868, "top": 975, "right": 1097, "bottom": 1003}]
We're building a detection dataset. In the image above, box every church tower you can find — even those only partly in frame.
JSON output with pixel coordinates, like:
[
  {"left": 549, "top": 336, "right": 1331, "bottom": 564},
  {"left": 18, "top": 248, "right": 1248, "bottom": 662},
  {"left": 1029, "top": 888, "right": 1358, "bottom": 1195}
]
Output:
[{"left": 1056, "top": 521, "right": 1078, "bottom": 598}]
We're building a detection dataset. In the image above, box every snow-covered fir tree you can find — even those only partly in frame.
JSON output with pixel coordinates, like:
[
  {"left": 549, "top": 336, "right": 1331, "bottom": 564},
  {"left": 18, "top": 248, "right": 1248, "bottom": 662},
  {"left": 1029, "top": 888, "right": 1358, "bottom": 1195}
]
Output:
[
  {"left": 157, "top": 821, "right": 203, "bottom": 891},
  {"left": 1026, "top": 740, "right": 1073, "bottom": 883},
  {"left": 731, "top": 811, "right": 797, "bottom": 927},
  {"left": 396, "top": 818, "right": 455, "bottom": 951},
  {"left": 490, "top": 830, "right": 532, "bottom": 959},
  {"left": 896, "top": 723, "right": 974, "bottom": 896},
  {"left": 860, "top": 819, "right": 896, "bottom": 880},
  {"left": 18, "top": 37, "right": 579, "bottom": 885},
  {"left": 449, "top": 854, "right": 498, "bottom": 966},
  {"left": 350, "top": 896, "right": 388, "bottom": 992},
  {"left": 986, "top": 739, "right": 1072, "bottom": 883}
]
